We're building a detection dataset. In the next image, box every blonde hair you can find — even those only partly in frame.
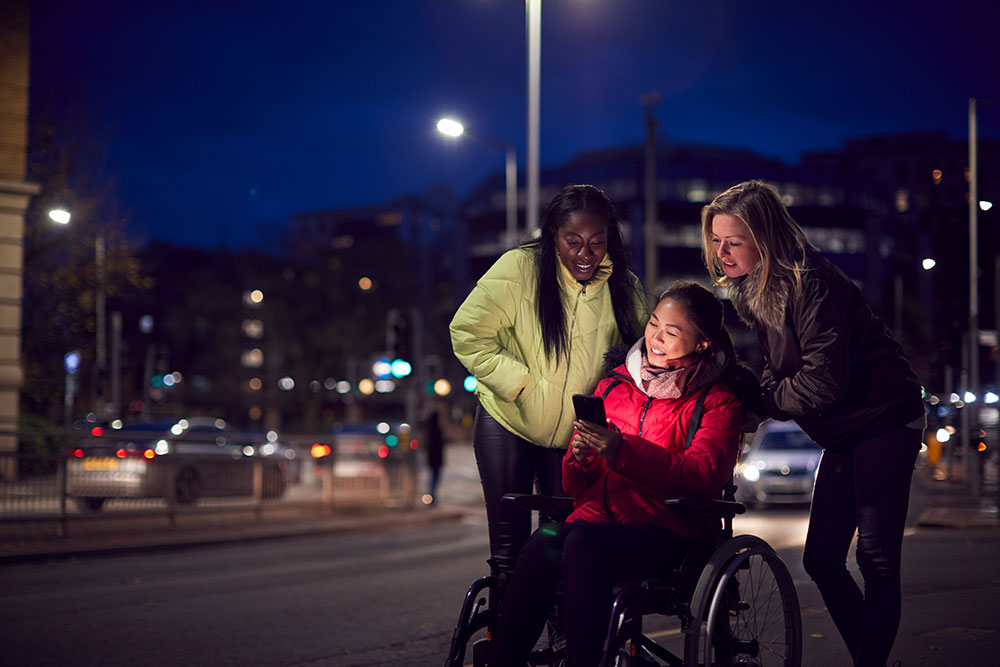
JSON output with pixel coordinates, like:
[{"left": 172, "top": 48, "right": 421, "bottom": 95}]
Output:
[{"left": 701, "top": 180, "right": 812, "bottom": 298}]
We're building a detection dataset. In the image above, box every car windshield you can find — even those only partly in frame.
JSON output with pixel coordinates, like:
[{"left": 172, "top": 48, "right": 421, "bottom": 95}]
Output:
[{"left": 758, "top": 431, "right": 820, "bottom": 451}]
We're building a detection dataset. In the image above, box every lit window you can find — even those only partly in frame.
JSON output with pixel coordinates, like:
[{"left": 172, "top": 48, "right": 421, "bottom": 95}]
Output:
[
  {"left": 242, "top": 319, "right": 264, "bottom": 339},
  {"left": 895, "top": 189, "right": 910, "bottom": 213}
]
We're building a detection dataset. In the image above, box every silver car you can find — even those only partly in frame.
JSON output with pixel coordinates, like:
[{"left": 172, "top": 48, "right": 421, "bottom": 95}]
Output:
[
  {"left": 66, "top": 417, "right": 286, "bottom": 511},
  {"left": 737, "top": 421, "right": 822, "bottom": 507}
]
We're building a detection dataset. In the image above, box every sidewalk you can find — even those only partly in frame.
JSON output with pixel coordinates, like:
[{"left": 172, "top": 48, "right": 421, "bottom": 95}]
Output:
[
  {"left": 0, "top": 442, "right": 486, "bottom": 563},
  {"left": 1, "top": 445, "right": 995, "bottom": 563},
  {"left": 912, "top": 457, "right": 1000, "bottom": 530}
]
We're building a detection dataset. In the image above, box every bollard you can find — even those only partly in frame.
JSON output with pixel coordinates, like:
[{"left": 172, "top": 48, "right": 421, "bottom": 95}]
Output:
[
  {"left": 252, "top": 459, "right": 263, "bottom": 521},
  {"left": 321, "top": 457, "right": 335, "bottom": 512},
  {"left": 165, "top": 457, "right": 177, "bottom": 530},
  {"left": 57, "top": 451, "right": 68, "bottom": 538}
]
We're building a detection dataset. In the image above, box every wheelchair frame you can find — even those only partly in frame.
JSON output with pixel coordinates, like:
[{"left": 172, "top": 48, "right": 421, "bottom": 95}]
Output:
[{"left": 444, "top": 486, "right": 802, "bottom": 667}]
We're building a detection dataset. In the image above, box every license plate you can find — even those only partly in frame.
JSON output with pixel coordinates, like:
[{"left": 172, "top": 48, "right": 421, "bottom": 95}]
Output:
[{"left": 83, "top": 457, "right": 118, "bottom": 471}]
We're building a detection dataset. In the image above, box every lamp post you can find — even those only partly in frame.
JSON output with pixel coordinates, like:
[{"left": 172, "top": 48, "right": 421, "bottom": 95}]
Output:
[
  {"left": 967, "top": 98, "right": 980, "bottom": 496},
  {"left": 436, "top": 118, "right": 518, "bottom": 249},
  {"left": 47, "top": 208, "right": 107, "bottom": 419},
  {"left": 526, "top": 0, "right": 541, "bottom": 236}
]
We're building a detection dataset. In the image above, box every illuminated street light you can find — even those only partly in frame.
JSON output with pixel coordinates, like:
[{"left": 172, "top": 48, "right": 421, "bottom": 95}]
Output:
[
  {"left": 436, "top": 117, "right": 518, "bottom": 248},
  {"left": 48, "top": 208, "right": 71, "bottom": 224},
  {"left": 436, "top": 117, "right": 464, "bottom": 137},
  {"left": 921, "top": 258, "right": 936, "bottom": 270},
  {"left": 980, "top": 200, "right": 993, "bottom": 211}
]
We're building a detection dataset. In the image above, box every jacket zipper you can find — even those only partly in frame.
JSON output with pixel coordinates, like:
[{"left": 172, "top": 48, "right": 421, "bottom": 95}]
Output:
[
  {"left": 549, "top": 284, "right": 586, "bottom": 447},
  {"left": 602, "top": 371, "right": 651, "bottom": 522},
  {"left": 608, "top": 369, "right": 652, "bottom": 437}
]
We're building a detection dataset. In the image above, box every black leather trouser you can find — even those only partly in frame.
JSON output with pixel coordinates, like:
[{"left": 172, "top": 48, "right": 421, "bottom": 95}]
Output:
[
  {"left": 473, "top": 404, "right": 565, "bottom": 576},
  {"left": 802, "top": 424, "right": 922, "bottom": 667}
]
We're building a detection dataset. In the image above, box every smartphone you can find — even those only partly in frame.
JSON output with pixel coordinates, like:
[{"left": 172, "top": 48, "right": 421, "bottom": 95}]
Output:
[{"left": 573, "top": 394, "right": 607, "bottom": 426}]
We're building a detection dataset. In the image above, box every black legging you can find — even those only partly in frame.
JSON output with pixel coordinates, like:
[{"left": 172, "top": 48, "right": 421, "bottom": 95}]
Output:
[
  {"left": 489, "top": 520, "right": 686, "bottom": 667},
  {"left": 473, "top": 405, "right": 565, "bottom": 576},
  {"left": 802, "top": 424, "right": 922, "bottom": 667}
]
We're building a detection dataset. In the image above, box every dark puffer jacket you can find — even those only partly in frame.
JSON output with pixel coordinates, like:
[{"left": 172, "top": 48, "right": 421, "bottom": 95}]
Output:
[
  {"left": 562, "top": 343, "right": 743, "bottom": 541},
  {"left": 747, "top": 250, "right": 924, "bottom": 450}
]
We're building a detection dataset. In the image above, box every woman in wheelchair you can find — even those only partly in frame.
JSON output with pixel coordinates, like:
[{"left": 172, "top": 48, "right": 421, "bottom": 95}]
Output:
[{"left": 488, "top": 281, "right": 762, "bottom": 667}]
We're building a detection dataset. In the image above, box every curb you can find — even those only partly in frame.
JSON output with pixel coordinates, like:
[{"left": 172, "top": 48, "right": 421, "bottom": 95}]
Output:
[
  {"left": 0, "top": 507, "right": 468, "bottom": 564},
  {"left": 915, "top": 505, "right": 999, "bottom": 530}
]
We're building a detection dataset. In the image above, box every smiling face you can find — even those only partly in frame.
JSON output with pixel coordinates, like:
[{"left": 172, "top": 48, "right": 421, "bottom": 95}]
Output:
[
  {"left": 711, "top": 213, "right": 761, "bottom": 278},
  {"left": 644, "top": 298, "right": 709, "bottom": 368},
  {"left": 556, "top": 211, "right": 608, "bottom": 282}
]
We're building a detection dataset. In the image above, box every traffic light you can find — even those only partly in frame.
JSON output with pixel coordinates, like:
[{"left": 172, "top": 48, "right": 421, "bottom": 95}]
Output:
[{"left": 386, "top": 309, "right": 412, "bottom": 362}]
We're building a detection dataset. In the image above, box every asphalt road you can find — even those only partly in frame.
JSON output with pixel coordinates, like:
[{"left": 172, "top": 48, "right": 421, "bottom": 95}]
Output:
[
  {"left": 1, "top": 521, "right": 489, "bottom": 667},
  {"left": 2, "top": 443, "right": 998, "bottom": 666}
]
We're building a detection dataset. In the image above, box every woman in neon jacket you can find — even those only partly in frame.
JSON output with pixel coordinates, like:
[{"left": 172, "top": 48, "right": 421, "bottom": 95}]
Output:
[
  {"left": 450, "top": 184, "right": 649, "bottom": 577},
  {"left": 488, "top": 281, "right": 761, "bottom": 667},
  {"left": 703, "top": 179, "right": 924, "bottom": 667}
]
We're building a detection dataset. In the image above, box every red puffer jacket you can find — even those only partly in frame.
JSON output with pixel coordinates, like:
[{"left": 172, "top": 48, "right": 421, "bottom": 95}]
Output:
[{"left": 562, "top": 362, "right": 743, "bottom": 541}]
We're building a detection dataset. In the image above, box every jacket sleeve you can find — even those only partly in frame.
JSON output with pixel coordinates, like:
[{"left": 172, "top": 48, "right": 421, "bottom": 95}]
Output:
[
  {"left": 764, "top": 274, "right": 851, "bottom": 420},
  {"left": 562, "top": 434, "right": 605, "bottom": 497},
  {"left": 608, "top": 390, "right": 742, "bottom": 497},
  {"left": 449, "top": 254, "right": 531, "bottom": 403}
]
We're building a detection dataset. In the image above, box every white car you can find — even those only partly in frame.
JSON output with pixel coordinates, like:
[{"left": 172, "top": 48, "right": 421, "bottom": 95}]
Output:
[{"left": 736, "top": 420, "right": 822, "bottom": 507}]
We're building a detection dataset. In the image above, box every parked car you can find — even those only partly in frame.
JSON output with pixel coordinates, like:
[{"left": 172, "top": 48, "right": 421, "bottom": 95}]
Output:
[
  {"left": 66, "top": 417, "right": 286, "bottom": 512},
  {"left": 330, "top": 421, "right": 413, "bottom": 478},
  {"left": 737, "top": 421, "right": 822, "bottom": 507}
]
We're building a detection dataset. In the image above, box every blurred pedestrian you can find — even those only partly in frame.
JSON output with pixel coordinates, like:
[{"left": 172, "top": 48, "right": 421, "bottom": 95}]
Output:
[
  {"left": 450, "top": 184, "right": 649, "bottom": 578},
  {"left": 702, "top": 179, "right": 925, "bottom": 667},
  {"left": 422, "top": 400, "right": 446, "bottom": 505}
]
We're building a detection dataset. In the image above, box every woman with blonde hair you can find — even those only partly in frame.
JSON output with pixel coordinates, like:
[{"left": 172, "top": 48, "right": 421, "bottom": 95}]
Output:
[{"left": 702, "top": 179, "right": 924, "bottom": 667}]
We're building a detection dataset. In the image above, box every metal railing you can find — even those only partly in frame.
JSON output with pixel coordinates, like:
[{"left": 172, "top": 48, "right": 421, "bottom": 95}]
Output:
[{"left": 0, "top": 428, "right": 419, "bottom": 538}]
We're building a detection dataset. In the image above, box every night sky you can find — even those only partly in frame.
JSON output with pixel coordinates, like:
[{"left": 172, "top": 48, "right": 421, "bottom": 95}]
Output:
[{"left": 30, "top": 0, "right": 999, "bottom": 249}]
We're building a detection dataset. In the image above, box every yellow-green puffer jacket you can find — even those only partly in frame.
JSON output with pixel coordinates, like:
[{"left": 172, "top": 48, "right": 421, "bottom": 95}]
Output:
[{"left": 450, "top": 247, "right": 649, "bottom": 449}]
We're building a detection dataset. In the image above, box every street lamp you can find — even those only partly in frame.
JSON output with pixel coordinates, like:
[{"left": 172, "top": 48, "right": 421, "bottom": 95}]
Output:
[
  {"left": 436, "top": 117, "right": 518, "bottom": 249},
  {"left": 46, "top": 208, "right": 108, "bottom": 419},
  {"left": 526, "top": 0, "right": 541, "bottom": 236},
  {"left": 48, "top": 208, "right": 71, "bottom": 225}
]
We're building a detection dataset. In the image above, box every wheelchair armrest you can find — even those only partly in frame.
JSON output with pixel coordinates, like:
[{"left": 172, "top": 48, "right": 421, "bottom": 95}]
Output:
[
  {"left": 663, "top": 496, "right": 746, "bottom": 518},
  {"left": 501, "top": 493, "right": 575, "bottom": 517}
]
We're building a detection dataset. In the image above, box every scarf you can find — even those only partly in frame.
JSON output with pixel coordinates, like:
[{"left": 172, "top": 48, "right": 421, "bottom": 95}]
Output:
[{"left": 639, "top": 347, "right": 728, "bottom": 399}]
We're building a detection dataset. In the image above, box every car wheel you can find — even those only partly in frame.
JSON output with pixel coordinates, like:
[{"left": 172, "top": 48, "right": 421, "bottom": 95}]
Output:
[
  {"left": 174, "top": 467, "right": 202, "bottom": 504},
  {"left": 76, "top": 497, "right": 106, "bottom": 512}
]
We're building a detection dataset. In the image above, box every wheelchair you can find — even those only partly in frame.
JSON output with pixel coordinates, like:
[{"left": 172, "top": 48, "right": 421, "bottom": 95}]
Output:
[{"left": 444, "top": 481, "right": 802, "bottom": 667}]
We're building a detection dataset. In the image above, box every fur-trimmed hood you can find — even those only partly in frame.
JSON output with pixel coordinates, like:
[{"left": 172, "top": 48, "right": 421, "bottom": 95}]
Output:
[{"left": 727, "top": 264, "right": 789, "bottom": 332}]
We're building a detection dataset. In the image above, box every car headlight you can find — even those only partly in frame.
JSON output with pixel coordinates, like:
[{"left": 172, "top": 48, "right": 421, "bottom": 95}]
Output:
[{"left": 742, "top": 465, "right": 760, "bottom": 482}]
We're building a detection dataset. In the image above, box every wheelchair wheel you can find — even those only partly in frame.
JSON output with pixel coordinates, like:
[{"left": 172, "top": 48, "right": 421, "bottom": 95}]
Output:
[
  {"left": 684, "top": 535, "right": 801, "bottom": 667},
  {"left": 444, "top": 575, "right": 500, "bottom": 667}
]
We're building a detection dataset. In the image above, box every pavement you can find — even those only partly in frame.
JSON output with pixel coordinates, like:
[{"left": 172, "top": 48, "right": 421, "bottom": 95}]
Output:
[{"left": 0, "top": 443, "right": 996, "bottom": 563}]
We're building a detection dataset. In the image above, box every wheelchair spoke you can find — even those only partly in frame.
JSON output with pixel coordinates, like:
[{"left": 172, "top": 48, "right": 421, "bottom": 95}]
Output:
[{"left": 685, "top": 537, "right": 801, "bottom": 667}]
